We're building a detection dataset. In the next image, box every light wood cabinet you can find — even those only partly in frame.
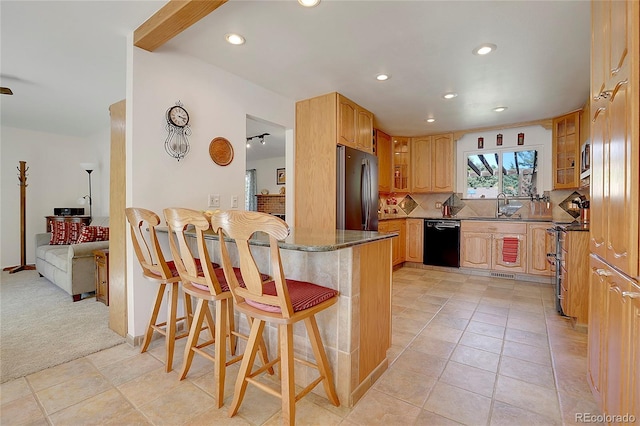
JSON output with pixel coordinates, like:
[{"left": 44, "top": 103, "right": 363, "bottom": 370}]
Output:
[
  {"left": 461, "top": 221, "right": 526, "bottom": 273},
  {"left": 378, "top": 219, "right": 405, "bottom": 266},
  {"left": 295, "top": 92, "right": 375, "bottom": 230},
  {"left": 552, "top": 111, "right": 580, "bottom": 189},
  {"left": 559, "top": 230, "right": 589, "bottom": 326},
  {"left": 526, "top": 223, "right": 554, "bottom": 276},
  {"left": 376, "top": 129, "right": 392, "bottom": 194},
  {"left": 391, "top": 137, "right": 410, "bottom": 192},
  {"left": 589, "top": 0, "right": 638, "bottom": 278},
  {"left": 405, "top": 219, "right": 423, "bottom": 263},
  {"left": 410, "top": 133, "right": 454, "bottom": 193},
  {"left": 588, "top": 255, "right": 639, "bottom": 422},
  {"left": 338, "top": 94, "right": 373, "bottom": 153}
]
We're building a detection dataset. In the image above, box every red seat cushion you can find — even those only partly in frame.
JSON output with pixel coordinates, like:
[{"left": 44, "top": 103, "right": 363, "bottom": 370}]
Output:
[
  {"left": 165, "top": 259, "right": 219, "bottom": 278},
  {"left": 246, "top": 280, "right": 338, "bottom": 313},
  {"left": 189, "top": 266, "right": 269, "bottom": 293}
]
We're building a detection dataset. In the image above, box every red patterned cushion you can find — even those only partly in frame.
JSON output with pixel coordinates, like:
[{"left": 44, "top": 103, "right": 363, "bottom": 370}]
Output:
[
  {"left": 246, "top": 279, "right": 338, "bottom": 313},
  {"left": 190, "top": 267, "right": 269, "bottom": 293},
  {"left": 164, "top": 259, "right": 220, "bottom": 278},
  {"left": 76, "top": 226, "right": 109, "bottom": 243},
  {"left": 49, "top": 221, "right": 86, "bottom": 245}
]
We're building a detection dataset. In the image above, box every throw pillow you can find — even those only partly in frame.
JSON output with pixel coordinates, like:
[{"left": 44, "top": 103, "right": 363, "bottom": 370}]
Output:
[
  {"left": 49, "top": 221, "right": 88, "bottom": 245},
  {"left": 49, "top": 221, "right": 71, "bottom": 245},
  {"left": 76, "top": 226, "right": 109, "bottom": 244}
]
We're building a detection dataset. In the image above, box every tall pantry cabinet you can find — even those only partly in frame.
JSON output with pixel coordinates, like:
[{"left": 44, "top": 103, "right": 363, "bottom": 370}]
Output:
[{"left": 587, "top": 0, "right": 639, "bottom": 420}]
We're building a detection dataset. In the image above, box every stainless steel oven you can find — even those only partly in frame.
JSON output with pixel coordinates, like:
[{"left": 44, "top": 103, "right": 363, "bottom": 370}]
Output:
[{"left": 546, "top": 224, "right": 565, "bottom": 314}]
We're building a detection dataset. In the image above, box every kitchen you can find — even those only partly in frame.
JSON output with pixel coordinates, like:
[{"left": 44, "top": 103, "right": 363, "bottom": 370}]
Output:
[{"left": 1, "top": 0, "right": 638, "bottom": 424}]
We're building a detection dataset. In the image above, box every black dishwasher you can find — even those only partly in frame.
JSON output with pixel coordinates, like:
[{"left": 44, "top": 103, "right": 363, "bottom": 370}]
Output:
[{"left": 423, "top": 219, "right": 460, "bottom": 268}]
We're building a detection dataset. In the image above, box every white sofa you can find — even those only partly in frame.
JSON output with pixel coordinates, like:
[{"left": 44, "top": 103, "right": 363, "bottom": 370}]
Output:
[{"left": 35, "top": 217, "right": 109, "bottom": 301}]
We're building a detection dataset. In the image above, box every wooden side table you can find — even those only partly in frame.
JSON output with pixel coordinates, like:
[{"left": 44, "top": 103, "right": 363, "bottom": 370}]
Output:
[{"left": 93, "top": 249, "right": 109, "bottom": 305}]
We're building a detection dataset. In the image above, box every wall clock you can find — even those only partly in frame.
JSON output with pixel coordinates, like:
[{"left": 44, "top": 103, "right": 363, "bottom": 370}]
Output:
[{"left": 165, "top": 101, "right": 192, "bottom": 161}]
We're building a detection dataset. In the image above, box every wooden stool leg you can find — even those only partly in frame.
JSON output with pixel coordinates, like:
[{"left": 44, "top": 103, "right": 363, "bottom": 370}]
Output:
[
  {"left": 183, "top": 289, "right": 193, "bottom": 330},
  {"left": 229, "top": 318, "right": 265, "bottom": 417},
  {"left": 245, "top": 314, "right": 274, "bottom": 375},
  {"left": 227, "top": 299, "right": 237, "bottom": 356},
  {"left": 165, "top": 283, "right": 179, "bottom": 373},
  {"left": 304, "top": 316, "right": 340, "bottom": 406},
  {"left": 180, "top": 299, "right": 207, "bottom": 380},
  {"left": 280, "top": 324, "right": 295, "bottom": 426},
  {"left": 141, "top": 284, "right": 166, "bottom": 353},
  {"left": 214, "top": 299, "right": 228, "bottom": 408}
]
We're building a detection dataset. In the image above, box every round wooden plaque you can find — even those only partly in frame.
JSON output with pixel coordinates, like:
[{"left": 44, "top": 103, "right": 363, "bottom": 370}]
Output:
[{"left": 209, "top": 137, "right": 234, "bottom": 166}]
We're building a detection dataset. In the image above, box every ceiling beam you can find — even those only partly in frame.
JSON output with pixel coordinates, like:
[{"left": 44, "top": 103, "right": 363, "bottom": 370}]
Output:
[{"left": 134, "top": 0, "right": 228, "bottom": 52}]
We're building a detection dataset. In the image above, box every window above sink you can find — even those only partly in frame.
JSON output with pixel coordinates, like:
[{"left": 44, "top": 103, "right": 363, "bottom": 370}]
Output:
[{"left": 465, "top": 149, "right": 539, "bottom": 199}]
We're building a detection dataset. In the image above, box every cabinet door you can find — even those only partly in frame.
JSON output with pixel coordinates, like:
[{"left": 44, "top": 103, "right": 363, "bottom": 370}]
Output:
[
  {"left": 357, "top": 108, "right": 373, "bottom": 153},
  {"left": 338, "top": 95, "right": 357, "bottom": 148},
  {"left": 589, "top": 100, "right": 607, "bottom": 259},
  {"left": 629, "top": 282, "right": 640, "bottom": 421},
  {"left": 391, "top": 137, "right": 410, "bottom": 192},
  {"left": 405, "top": 219, "right": 423, "bottom": 263},
  {"left": 492, "top": 234, "right": 527, "bottom": 273},
  {"left": 432, "top": 133, "right": 454, "bottom": 192},
  {"left": 552, "top": 112, "right": 580, "bottom": 189},
  {"left": 460, "top": 232, "right": 491, "bottom": 269},
  {"left": 410, "top": 137, "right": 432, "bottom": 193},
  {"left": 376, "top": 130, "right": 392, "bottom": 193},
  {"left": 527, "top": 223, "right": 554, "bottom": 276}
]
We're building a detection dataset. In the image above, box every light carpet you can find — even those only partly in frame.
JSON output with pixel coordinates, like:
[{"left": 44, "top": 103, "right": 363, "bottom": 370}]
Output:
[{"left": 0, "top": 270, "right": 125, "bottom": 383}]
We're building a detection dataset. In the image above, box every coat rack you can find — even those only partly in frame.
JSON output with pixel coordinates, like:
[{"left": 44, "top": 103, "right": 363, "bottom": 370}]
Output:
[{"left": 3, "top": 161, "right": 36, "bottom": 273}]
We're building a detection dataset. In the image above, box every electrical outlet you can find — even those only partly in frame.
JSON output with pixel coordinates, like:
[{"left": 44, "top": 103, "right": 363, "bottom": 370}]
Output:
[
  {"left": 208, "top": 194, "right": 220, "bottom": 208},
  {"left": 435, "top": 202, "right": 442, "bottom": 209},
  {"left": 231, "top": 195, "right": 238, "bottom": 208}
]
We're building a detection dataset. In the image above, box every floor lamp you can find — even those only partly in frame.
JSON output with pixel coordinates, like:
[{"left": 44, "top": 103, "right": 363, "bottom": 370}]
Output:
[{"left": 80, "top": 162, "right": 97, "bottom": 219}]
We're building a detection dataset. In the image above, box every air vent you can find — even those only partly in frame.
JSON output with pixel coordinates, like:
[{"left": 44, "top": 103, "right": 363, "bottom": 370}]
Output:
[{"left": 490, "top": 272, "right": 516, "bottom": 280}]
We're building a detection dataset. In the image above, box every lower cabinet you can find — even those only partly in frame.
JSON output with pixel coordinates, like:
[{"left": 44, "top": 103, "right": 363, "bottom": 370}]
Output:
[
  {"left": 405, "top": 219, "right": 423, "bottom": 263},
  {"left": 588, "top": 254, "right": 639, "bottom": 421},
  {"left": 560, "top": 230, "right": 589, "bottom": 326},
  {"left": 527, "top": 223, "right": 555, "bottom": 276},
  {"left": 461, "top": 221, "right": 527, "bottom": 273},
  {"left": 378, "top": 219, "right": 406, "bottom": 266}
]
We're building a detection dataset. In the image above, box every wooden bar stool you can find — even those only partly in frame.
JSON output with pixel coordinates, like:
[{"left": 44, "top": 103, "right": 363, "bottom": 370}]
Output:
[
  {"left": 211, "top": 210, "right": 340, "bottom": 425},
  {"left": 163, "top": 207, "right": 273, "bottom": 408},
  {"left": 125, "top": 207, "right": 194, "bottom": 373}
]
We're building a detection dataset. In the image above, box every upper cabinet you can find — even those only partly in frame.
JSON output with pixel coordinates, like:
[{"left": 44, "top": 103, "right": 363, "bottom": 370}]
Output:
[
  {"left": 552, "top": 111, "right": 581, "bottom": 189},
  {"left": 411, "top": 133, "right": 454, "bottom": 193},
  {"left": 391, "top": 137, "right": 411, "bottom": 192},
  {"left": 338, "top": 94, "right": 373, "bottom": 154},
  {"left": 376, "top": 129, "right": 392, "bottom": 194}
]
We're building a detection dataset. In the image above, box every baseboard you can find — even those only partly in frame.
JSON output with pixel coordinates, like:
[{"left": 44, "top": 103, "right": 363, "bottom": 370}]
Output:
[{"left": 403, "top": 262, "right": 552, "bottom": 284}]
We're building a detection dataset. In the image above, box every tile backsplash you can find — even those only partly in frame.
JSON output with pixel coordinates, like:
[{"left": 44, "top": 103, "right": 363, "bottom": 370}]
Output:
[{"left": 379, "top": 188, "right": 588, "bottom": 222}]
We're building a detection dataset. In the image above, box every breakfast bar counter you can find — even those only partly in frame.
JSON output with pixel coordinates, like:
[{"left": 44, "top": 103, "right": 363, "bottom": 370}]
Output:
[{"left": 165, "top": 226, "right": 395, "bottom": 407}]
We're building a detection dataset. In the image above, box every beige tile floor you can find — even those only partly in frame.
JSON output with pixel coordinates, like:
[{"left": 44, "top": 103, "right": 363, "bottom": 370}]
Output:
[{"left": 1, "top": 267, "right": 602, "bottom": 425}]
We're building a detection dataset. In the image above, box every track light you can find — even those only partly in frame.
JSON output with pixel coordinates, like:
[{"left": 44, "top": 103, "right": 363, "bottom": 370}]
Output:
[{"left": 246, "top": 132, "right": 270, "bottom": 147}]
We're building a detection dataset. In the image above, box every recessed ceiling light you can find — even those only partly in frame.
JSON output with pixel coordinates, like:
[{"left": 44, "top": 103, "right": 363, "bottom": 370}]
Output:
[
  {"left": 246, "top": 143, "right": 251, "bottom": 148},
  {"left": 443, "top": 93, "right": 457, "bottom": 99},
  {"left": 473, "top": 43, "right": 497, "bottom": 55},
  {"left": 225, "top": 33, "right": 245, "bottom": 45},
  {"left": 493, "top": 106, "right": 508, "bottom": 112},
  {"left": 298, "top": 0, "right": 320, "bottom": 7},
  {"left": 426, "top": 118, "right": 436, "bottom": 123},
  {"left": 376, "top": 74, "right": 390, "bottom": 81}
]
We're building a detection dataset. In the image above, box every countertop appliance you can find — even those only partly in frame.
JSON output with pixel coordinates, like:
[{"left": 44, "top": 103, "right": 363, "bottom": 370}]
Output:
[
  {"left": 336, "top": 146, "right": 379, "bottom": 231},
  {"left": 423, "top": 219, "right": 460, "bottom": 267}
]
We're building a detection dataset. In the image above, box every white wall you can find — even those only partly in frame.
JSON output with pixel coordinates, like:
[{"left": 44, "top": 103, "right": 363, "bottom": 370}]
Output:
[
  {"left": 0, "top": 126, "right": 107, "bottom": 267},
  {"left": 246, "top": 156, "right": 286, "bottom": 198},
  {"left": 456, "top": 124, "right": 552, "bottom": 196},
  {"left": 126, "top": 46, "right": 295, "bottom": 338}
]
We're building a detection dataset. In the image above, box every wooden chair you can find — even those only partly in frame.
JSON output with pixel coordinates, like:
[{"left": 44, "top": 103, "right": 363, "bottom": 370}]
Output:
[
  {"left": 163, "top": 207, "right": 273, "bottom": 408},
  {"left": 210, "top": 210, "right": 340, "bottom": 425},
  {"left": 125, "top": 207, "right": 194, "bottom": 373}
]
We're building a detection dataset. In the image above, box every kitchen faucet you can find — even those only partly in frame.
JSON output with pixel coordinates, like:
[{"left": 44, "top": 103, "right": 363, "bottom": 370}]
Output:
[{"left": 496, "top": 192, "right": 509, "bottom": 217}]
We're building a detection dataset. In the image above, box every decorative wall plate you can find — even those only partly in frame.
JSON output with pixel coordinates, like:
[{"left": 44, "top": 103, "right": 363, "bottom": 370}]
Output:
[{"left": 209, "top": 137, "right": 234, "bottom": 166}]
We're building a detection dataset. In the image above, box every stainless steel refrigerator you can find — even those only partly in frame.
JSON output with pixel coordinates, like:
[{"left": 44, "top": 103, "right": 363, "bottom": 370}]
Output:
[{"left": 336, "top": 146, "right": 379, "bottom": 231}]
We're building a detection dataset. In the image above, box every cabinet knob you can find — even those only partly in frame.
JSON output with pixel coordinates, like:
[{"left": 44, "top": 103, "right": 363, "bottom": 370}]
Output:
[
  {"left": 595, "top": 268, "right": 612, "bottom": 276},
  {"left": 622, "top": 291, "right": 640, "bottom": 299}
]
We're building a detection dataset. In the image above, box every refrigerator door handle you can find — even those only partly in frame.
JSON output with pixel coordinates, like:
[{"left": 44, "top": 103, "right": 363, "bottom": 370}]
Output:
[{"left": 361, "top": 160, "right": 370, "bottom": 230}]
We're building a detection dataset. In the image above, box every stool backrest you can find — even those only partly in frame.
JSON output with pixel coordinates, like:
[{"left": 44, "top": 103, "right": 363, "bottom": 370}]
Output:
[
  {"left": 125, "top": 207, "right": 172, "bottom": 281},
  {"left": 163, "top": 207, "right": 225, "bottom": 296},
  {"left": 211, "top": 210, "right": 293, "bottom": 317}
]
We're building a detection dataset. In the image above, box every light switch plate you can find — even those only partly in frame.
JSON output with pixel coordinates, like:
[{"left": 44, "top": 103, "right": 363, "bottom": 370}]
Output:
[
  {"left": 231, "top": 195, "right": 238, "bottom": 208},
  {"left": 208, "top": 194, "right": 220, "bottom": 208},
  {"left": 435, "top": 202, "right": 442, "bottom": 209}
]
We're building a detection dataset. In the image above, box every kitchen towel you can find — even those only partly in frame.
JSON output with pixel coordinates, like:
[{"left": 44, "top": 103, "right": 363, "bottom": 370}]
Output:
[{"left": 502, "top": 237, "right": 519, "bottom": 263}]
